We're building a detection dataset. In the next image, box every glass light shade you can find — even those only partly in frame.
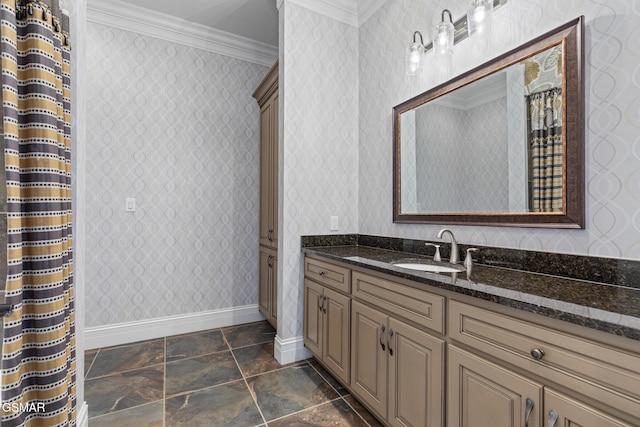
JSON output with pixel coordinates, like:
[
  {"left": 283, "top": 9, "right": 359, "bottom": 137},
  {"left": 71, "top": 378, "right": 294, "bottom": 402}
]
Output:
[
  {"left": 405, "top": 42, "right": 424, "bottom": 75},
  {"left": 433, "top": 20, "right": 454, "bottom": 58},
  {"left": 467, "top": 0, "right": 493, "bottom": 36}
]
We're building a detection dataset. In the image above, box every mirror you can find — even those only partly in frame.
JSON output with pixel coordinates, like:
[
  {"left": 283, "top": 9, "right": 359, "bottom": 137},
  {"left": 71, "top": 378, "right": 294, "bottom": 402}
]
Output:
[{"left": 393, "top": 17, "right": 584, "bottom": 228}]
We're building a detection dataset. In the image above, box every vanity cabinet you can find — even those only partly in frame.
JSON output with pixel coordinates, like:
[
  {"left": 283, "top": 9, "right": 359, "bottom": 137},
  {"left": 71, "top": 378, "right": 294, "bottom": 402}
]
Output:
[
  {"left": 254, "top": 60, "right": 278, "bottom": 328},
  {"left": 350, "top": 272, "right": 445, "bottom": 427},
  {"left": 258, "top": 246, "right": 277, "bottom": 328},
  {"left": 448, "top": 300, "right": 640, "bottom": 427},
  {"left": 303, "top": 257, "right": 351, "bottom": 385},
  {"left": 302, "top": 253, "right": 640, "bottom": 427}
]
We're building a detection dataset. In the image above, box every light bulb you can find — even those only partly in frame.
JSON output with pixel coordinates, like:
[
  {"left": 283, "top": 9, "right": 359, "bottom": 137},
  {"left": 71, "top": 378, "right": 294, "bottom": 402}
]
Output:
[
  {"left": 405, "top": 42, "right": 424, "bottom": 75},
  {"left": 433, "top": 20, "right": 453, "bottom": 58},
  {"left": 468, "top": 0, "right": 493, "bottom": 36}
]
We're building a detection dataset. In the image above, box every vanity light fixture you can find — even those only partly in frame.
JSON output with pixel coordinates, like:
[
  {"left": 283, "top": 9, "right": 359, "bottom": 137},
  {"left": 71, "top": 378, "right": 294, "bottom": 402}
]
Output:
[{"left": 405, "top": 0, "right": 507, "bottom": 76}]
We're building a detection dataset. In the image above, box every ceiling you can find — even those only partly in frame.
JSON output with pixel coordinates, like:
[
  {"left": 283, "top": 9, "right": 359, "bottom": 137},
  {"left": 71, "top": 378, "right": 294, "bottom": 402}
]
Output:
[{"left": 121, "top": 0, "right": 384, "bottom": 48}]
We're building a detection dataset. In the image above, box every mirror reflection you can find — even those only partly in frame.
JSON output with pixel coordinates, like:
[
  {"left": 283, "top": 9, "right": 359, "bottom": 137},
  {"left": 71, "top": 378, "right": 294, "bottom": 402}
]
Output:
[{"left": 400, "top": 44, "right": 563, "bottom": 215}]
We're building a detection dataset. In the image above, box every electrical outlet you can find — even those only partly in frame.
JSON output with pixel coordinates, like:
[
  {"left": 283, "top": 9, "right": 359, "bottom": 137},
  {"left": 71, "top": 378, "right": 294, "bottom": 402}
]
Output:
[{"left": 330, "top": 216, "right": 339, "bottom": 231}]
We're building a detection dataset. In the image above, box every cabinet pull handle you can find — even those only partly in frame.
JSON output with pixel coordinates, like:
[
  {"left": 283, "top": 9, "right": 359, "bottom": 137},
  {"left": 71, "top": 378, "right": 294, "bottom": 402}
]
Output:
[
  {"left": 524, "top": 398, "right": 534, "bottom": 427},
  {"left": 322, "top": 295, "right": 327, "bottom": 314},
  {"left": 379, "top": 325, "right": 386, "bottom": 351},
  {"left": 388, "top": 329, "right": 394, "bottom": 356},
  {"left": 318, "top": 295, "right": 323, "bottom": 312},
  {"left": 530, "top": 348, "right": 545, "bottom": 360},
  {"left": 548, "top": 410, "right": 558, "bottom": 427}
]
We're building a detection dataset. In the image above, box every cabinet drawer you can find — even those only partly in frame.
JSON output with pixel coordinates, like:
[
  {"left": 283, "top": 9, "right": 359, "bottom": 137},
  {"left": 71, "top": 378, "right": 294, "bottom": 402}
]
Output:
[
  {"left": 304, "top": 256, "right": 351, "bottom": 293},
  {"left": 352, "top": 271, "right": 444, "bottom": 334},
  {"left": 449, "top": 300, "right": 640, "bottom": 417}
]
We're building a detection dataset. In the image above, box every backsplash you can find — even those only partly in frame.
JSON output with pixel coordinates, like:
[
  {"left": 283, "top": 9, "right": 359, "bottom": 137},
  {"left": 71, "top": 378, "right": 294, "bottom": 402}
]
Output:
[{"left": 301, "top": 234, "right": 640, "bottom": 290}]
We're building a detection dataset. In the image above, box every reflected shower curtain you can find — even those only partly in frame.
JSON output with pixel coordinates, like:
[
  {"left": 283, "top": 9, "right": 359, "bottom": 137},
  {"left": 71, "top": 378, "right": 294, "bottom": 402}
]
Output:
[
  {"left": 529, "top": 88, "right": 563, "bottom": 212},
  {"left": 1, "top": 1, "right": 75, "bottom": 426}
]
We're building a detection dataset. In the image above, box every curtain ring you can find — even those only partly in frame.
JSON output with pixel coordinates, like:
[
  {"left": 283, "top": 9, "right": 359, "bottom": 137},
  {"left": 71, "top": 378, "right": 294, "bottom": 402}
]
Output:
[{"left": 42, "top": 8, "right": 48, "bottom": 21}]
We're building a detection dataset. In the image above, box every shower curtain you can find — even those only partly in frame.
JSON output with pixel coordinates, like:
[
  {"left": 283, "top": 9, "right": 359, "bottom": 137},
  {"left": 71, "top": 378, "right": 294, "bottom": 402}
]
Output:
[
  {"left": 529, "top": 88, "right": 563, "bottom": 212},
  {"left": 1, "top": 1, "right": 75, "bottom": 426}
]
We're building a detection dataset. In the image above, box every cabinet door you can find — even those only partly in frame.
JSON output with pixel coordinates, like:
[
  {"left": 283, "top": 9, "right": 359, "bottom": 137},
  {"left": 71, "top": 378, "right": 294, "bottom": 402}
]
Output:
[
  {"left": 258, "top": 248, "right": 272, "bottom": 319},
  {"left": 269, "top": 252, "right": 277, "bottom": 328},
  {"left": 259, "top": 101, "right": 273, "bottom": 247},
  {"left": 448, "top": 346, "right": 543, "bottom": 427},
  {"left": 269, "top": 92, "right": 278, "bottom": 246},
  {"left": 304, "top": 279, "right": 323, "bottom": 359},
  {"left": 323, "top": 287, "right": 350, "bottom": 385},
  {"left": 544, "top": 389, "right": 636, "bottom": 427},
  {"left": 351, "top": 300, "right": 388, "bottom": 419},
  {"left": 388, "top": 317, "right": 444, "bottom": 427}
]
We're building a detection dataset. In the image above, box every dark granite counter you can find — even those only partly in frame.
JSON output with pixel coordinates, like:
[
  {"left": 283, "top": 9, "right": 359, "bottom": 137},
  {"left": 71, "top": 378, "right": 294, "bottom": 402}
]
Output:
[{"left": 302, "top": 244, "right": 640, "bottom": 342}]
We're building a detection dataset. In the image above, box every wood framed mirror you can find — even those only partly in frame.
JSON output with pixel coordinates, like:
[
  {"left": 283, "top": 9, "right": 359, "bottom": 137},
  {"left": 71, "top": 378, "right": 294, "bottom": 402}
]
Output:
[{"left": 393, "top": 17, "right": 584, "bottom": 228}]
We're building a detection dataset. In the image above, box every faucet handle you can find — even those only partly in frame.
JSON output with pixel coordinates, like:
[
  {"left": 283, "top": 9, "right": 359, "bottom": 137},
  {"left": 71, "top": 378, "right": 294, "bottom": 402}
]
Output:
[
  {"left": 425, "top": 243, "right": 441, "bottom": 262},
  {"left": 464, "top": 248, "right": 479, "bottom": 269}
]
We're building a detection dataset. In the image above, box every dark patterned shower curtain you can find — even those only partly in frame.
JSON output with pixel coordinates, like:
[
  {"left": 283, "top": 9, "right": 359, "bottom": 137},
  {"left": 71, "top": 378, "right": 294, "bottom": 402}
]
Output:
[
  {"left": 528, "top": 88, "right": 563, "bottom": 212},
  {"left": 1, "top": 1, "right": 75, "bottom": 426}
]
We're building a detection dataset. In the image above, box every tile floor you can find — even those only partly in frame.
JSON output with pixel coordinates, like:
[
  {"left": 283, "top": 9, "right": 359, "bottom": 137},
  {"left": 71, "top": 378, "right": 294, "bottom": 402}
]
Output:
[{"left": 84, "top": 320, "right": 383, "bottom": 427}]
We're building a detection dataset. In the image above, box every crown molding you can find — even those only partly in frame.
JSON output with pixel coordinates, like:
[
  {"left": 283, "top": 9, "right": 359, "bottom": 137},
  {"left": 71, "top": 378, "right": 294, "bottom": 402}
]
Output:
[
  {"left": 87, "top": 0, "right": 278, "bottom": 67},
  {"left": 358, "top": 0, "right": 387, "bottom": 26},
  {"left": 278, "top": 0, "right": 386, "bottom": 28},
  {"left": 285, "top": 0, "right": 358, "bottom": 27}
]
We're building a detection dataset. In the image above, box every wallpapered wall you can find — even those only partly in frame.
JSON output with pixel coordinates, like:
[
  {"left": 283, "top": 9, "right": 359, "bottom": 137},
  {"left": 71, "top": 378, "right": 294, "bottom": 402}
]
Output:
[
  {"left": 84, "top": 22, "right": 267, "bottom": 327},
  {"left": 359, "top": 0, "right": 640, "bottom": 259},
  {"left": 414, "top": 98, "right": 509, "bottom": 212},
  {"left": 279, "top": 2, "right": 360, "bottom": 339}
]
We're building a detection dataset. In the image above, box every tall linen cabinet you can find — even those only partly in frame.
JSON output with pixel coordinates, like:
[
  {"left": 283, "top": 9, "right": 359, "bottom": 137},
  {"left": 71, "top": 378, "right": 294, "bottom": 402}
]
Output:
[{"left": 253, "top": 60, "right": 279, "bottom": 328}]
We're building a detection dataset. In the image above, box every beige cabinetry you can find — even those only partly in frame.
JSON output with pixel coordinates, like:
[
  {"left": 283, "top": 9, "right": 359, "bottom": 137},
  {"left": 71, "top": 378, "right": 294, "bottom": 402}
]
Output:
[
  {"left": 350, "top": 273, "right": 445, "bottom": 427},
  {"left": 302, "top": 254, "right": 640, "bottom": 427},
  {"left": 258, "top": 246, "right": 277, "bottom": 328},
  {"left": 303, "top": 257, "right": 352, "bottom": 385},
  {"left": 448, "top": 300, "right": 639, "bottom": 427},
  {"left": 253, "top": 61, "right": 278, "bottom": 328},
  {"left": 448, "top": 345, "right": 542, "bottom": 427}
]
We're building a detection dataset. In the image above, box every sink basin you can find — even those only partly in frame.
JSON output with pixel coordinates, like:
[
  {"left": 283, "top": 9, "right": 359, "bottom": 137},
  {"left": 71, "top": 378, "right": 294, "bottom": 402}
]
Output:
[{"left": 393, "top": 263, "right": 462, "bottom": 273}]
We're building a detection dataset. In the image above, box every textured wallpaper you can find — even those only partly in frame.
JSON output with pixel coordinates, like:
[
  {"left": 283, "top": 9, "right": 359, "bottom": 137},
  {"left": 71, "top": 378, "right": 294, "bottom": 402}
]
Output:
[
  {"left": 280, "top": 2, "right": 359, "bottom": 338},
  {"left": 359, "top": 0, "right": 640, "bottom": 259},
  {"left": 84, "top": 22, "right": 267, "bottom": 327}
]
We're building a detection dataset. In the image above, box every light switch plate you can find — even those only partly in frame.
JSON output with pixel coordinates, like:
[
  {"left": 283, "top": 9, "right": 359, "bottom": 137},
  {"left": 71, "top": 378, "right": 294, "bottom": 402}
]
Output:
[{"left": 125, "top": 197, "right": 136, "bottom": 212}]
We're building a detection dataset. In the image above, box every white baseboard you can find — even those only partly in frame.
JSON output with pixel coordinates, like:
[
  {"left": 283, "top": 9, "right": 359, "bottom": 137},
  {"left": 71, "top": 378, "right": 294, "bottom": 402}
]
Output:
[
  {"left": 77, "top": 402, "right": 88, "bottom": 427},
  {"left": 274, "top": 334, "right": 312, "bottom": 365},
  {"left": 84, "top": 305, "right": 265, "bottom": 349}
]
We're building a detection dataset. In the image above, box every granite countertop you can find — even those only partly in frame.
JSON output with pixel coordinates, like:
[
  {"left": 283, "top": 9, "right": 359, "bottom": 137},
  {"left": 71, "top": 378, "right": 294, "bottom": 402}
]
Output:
[{"left": 302, "top": 245, "right": 640, "bottom": 342}]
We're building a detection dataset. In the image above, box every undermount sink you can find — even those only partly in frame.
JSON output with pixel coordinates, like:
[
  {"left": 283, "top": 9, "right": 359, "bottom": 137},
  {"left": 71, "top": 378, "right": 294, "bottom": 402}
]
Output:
[{"left": 393, "top": 263, "right": 463, "bottom": 273}]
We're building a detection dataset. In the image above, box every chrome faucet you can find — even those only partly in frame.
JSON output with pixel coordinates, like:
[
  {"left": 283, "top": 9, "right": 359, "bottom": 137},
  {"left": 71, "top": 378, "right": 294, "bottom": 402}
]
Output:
[{"left": 437, "top": 228, "right": 459, "bottom": 264}]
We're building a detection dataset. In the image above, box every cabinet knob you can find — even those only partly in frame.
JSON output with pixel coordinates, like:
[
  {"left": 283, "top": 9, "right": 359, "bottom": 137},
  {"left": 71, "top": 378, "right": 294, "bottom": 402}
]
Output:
[
  {"left": 530, "top": 348, "right": 545, "bottom": 360},
  {"left": 318, "top": 271, "right": 325, "bottom": 276}
]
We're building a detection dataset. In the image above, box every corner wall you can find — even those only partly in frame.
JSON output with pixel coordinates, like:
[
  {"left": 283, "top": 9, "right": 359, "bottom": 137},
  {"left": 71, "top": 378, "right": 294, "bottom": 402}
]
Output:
[
  {"left": 279, "top": 1, "right": 359, "bottom": 345},
  {"left": 83, "top": 22, "right": 268, "bottom": 328},
  {"left": 359, "top": 0, "right": 640, "bottom": 260}
]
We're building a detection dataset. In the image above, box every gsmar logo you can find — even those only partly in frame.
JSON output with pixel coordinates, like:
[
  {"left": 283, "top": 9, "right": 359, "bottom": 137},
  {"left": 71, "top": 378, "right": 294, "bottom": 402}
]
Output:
[{"left": 2, "top": 402, "right": 47, "bottom": 414}]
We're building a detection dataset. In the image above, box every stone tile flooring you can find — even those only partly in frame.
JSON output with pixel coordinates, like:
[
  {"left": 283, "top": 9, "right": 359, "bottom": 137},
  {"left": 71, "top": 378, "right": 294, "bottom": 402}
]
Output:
[{"left": 85, "top": 320, "right": 383, "bottom": 427}]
